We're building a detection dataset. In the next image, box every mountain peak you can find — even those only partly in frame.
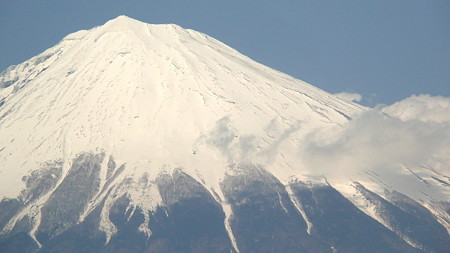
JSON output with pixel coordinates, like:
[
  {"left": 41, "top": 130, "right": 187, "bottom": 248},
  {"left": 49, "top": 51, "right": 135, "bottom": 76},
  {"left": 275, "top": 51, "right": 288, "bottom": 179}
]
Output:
[
  {"left": 111, "top": 15, "right": 135, "bottom": 22},
  {"left": 101, "top": 15, "right": 182, "bottom": 34},
  {"left": 101, "top": 15, "right": 147, "bottom": 32}
]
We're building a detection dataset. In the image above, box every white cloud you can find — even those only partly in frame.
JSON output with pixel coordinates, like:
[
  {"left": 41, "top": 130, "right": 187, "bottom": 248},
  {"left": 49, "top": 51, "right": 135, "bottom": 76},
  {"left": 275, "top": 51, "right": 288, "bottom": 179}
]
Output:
[
  {"left": 299, "top": 95, "right": 450, "bottom": 190},
  {"left": 380, "top": 94, "right": 450, "bottom": 123},
  {"left": 334, "top": 92, "right": 362, "bottom": 103},
  {"left": 204, "top": 116, "right": 258, "bottom": 162},
  {"left": 302, "top": 111, "right": 449, "bottom": 172}
]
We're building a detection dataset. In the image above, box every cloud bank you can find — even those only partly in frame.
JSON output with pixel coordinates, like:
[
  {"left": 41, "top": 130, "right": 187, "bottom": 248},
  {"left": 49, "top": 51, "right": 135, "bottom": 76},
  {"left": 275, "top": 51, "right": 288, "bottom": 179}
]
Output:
[{"left": 301, "top": 95, "right": 450, "bottom": 183}]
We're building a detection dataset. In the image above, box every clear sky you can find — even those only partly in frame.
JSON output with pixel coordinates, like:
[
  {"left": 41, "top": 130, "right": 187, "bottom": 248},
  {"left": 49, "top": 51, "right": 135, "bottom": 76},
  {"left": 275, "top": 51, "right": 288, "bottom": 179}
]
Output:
[{"left": 1, "top": 0, "right": 449, "bottom": 106}]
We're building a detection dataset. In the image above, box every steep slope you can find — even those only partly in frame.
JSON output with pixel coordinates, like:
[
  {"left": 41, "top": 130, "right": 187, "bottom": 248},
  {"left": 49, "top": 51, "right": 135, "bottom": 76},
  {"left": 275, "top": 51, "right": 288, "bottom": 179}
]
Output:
[{"left": 0, "top": 16, "right": 448, "bottom": 252}]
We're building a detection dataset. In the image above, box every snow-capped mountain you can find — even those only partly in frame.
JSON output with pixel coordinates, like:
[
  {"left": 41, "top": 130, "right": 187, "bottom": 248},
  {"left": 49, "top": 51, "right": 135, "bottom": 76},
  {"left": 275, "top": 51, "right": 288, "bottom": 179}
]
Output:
[{"left": 0, "top": 16, "right": 448, "bottom": 252}]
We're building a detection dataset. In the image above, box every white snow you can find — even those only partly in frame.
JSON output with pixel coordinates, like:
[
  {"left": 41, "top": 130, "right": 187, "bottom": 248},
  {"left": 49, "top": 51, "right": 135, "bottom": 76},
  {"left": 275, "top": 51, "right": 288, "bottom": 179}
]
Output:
[
  {"left": 336, "top": 182, "right": 389, "bottom": 228},
  {"left": 99, "top": 187, "right": 119, "bottom": 244},
  {"left": 285, "top": 185, "right": 313, "bottom": 235},
  {"left": 423, "top": 202, "right": 450, "bottom": 235},
  {"left": 222, "top": 203, "right": 240, "bottom": 253}
]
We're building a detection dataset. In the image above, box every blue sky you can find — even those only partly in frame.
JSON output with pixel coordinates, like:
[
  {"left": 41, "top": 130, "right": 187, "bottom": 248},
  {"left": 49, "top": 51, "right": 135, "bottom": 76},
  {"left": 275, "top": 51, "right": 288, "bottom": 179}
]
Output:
[{"left": 1, "top": 0, "right": 449, "bottom": 106}]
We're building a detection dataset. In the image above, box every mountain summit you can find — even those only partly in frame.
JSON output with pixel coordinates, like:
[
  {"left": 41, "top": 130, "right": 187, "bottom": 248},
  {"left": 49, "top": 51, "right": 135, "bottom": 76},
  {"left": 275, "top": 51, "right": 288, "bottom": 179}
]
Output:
[{"left": 0, "top": 16, "right": 448, "bottom": 252}]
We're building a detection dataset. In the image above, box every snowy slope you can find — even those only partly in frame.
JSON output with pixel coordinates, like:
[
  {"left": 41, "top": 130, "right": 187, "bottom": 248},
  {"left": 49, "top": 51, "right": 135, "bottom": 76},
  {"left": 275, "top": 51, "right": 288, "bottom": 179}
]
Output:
[
  {"left": 0, "top": 15, "right": 361, "bottom": 197},
  {"left": 0, "top": 16, "right": 448, "bottom": 251}
]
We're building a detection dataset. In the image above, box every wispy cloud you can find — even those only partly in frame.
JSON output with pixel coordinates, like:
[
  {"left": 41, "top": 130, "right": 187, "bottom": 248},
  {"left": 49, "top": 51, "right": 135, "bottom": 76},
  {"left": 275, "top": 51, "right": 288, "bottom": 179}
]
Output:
[
  {"left": 380, "top": 94, "right": 450, "bottom": 123},
  {"left": 203, "top": 116, "right": 301, "bottom": 164},
  {"left": 204, "top": 116, "right": 257, "bottom": 162},
  {"left": 334, "top": 92, "right": 362, "bottom": 103}
]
